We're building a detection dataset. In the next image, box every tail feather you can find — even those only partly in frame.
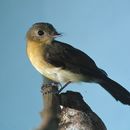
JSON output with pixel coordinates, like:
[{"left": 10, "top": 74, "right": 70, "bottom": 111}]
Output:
[{"left": 99, "top": 77, "right": 130, "bottom": 105}]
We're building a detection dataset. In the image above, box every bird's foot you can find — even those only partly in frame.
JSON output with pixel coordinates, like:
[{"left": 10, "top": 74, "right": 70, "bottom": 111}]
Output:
[
  {"left": 41, "top": 82, "right": 59, "bottom": 95},
  {"left": 41, "top": 81, "right": 71, "bottom": 94}
]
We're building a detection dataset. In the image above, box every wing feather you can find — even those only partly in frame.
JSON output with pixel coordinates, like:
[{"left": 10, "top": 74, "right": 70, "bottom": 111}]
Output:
[{"left": 43, "top": 40, "right": 107, "bottom": 78}]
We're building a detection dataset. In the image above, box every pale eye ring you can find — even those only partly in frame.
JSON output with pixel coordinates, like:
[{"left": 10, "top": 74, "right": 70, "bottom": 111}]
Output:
[{"left": 38, "top": 30, "right": 44, "bottom": 36}]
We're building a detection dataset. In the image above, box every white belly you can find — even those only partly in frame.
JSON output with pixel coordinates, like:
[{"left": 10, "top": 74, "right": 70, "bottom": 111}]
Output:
[
  {"left": 49, "top": 68, "right": 85, "bottom": 82},
  {"left": 27, "top": 40, "right": 85, "bottom": 83},
  {"left": 35, "top": 65, "right": 84, "bottom": 83}
]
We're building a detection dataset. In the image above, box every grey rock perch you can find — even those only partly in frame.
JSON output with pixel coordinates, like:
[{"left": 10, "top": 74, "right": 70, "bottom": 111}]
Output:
[
  {"left": 37, "top": 83, "right": 107, "bottom": 130},
  {"left": 59, "top": 91, "right": 107, "bottom": 130}
]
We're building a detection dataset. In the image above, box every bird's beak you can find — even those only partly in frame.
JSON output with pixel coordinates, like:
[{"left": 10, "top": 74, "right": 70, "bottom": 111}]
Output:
[{"left": 52, "top": 32, "right": 62, "bottom": 38}]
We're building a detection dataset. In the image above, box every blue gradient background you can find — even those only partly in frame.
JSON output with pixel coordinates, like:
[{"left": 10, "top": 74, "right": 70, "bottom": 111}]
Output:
[{"left": 0, "top": 0, "right": 130, "bottom": 130}]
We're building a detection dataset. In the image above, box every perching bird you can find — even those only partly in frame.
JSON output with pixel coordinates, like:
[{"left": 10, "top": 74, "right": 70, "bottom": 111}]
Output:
[{"left": 26, "top": 22, "right": 130, "bottom": 105}]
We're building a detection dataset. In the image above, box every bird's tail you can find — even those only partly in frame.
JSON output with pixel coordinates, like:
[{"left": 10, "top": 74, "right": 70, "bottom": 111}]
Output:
[{"left": 99, "top": 77, "right": 130, "bottom": 105}]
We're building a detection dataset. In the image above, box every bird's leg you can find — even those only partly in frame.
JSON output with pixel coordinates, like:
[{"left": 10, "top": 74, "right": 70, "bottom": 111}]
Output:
[
  {"left": 41, "top": 81, "right": 71, "bottom": 94},
  {"left": 58, "top": 81, "right": 71, "bottom": 93}
]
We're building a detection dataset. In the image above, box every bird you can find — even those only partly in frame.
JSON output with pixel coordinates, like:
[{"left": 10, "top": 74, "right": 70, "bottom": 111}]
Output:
[{"left": 26, "top": 22, "right": 130, "bottom": 105}]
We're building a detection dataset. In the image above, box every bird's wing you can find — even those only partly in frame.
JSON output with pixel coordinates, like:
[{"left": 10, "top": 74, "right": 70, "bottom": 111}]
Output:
[{"left": 43, "top": 40, "right": 107, "bottom": 78}]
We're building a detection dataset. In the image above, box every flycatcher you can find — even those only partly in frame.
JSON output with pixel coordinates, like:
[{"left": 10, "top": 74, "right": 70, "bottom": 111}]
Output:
[{"left": 26, "top": 22, "right": 130, "bottom": 105}]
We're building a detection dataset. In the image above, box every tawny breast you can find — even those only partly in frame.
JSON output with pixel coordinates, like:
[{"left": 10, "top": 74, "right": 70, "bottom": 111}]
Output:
[
  {"left": 26, "top": 40, "right": 85, "bottom": 83},
  {"left": 26, "top": 40, "right": 58, "bottom": 80}
]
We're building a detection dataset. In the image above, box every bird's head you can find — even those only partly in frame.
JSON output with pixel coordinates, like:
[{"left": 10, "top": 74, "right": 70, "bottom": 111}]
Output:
[{"left": 26, "top": 22, "right": 61, "bottom": 43}]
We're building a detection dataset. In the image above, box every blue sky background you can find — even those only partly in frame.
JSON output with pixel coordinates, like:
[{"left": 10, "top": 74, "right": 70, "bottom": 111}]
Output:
[{"left": 0, "top": 0, "right": 130, "bottom": 130}]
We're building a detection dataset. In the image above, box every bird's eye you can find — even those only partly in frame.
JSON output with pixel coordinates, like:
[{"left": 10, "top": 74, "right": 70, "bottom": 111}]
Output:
[{"left": 38, "top": 30, "right": 44, "bottom": 36}]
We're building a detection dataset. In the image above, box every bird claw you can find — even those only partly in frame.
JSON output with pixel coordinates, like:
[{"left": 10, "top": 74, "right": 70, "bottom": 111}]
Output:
[
  {"left": 41, "top": 81, "right": 71, "bottom": 94},
  {"left": 41, "top": 82, "right": 59, "bottom": 94}
]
